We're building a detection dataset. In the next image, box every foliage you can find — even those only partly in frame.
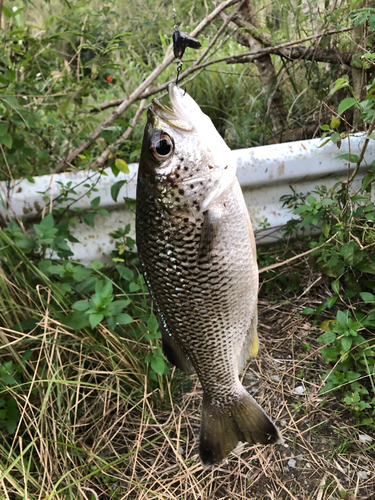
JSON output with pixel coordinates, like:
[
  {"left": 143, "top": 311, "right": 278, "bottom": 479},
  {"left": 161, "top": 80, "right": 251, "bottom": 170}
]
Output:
[
  {"left": 280, "top": 148, "right": 375, "bottom": 423},
  {"left": 0, "top": 211, "right": 173, "bottom": 435},
  {"left": 0, "top": 0, "right": 143, "bottom": 181},
  {"left": 1, "top": 0, "right": 369, "bottom": 188},
  {"left": 2, "top": 0, "right": 375, "bottom": 496}
]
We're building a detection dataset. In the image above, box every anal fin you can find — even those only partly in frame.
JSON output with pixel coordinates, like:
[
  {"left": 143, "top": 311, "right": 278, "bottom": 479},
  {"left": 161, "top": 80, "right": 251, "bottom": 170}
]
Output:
[{"left": 238, "top": 305, "right": 259, "bottom": 373}]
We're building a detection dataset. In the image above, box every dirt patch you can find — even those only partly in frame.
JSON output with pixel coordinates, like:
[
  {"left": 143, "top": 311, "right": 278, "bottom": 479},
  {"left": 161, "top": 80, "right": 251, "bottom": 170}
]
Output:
[{"left": 82, "top": 292, "right": 375, "bottom": 499}]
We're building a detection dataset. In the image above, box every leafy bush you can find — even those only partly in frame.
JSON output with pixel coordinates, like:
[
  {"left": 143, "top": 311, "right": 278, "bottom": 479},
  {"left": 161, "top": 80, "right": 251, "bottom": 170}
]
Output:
[
  {"left": 0, "top": 1, "right": 144, "bottom": 181},
  {"left": 280, "top": 129, "right": 375, "bottom": 423},
  {"left": 0, "top": 212, "right": 173, "bottom": 435}
]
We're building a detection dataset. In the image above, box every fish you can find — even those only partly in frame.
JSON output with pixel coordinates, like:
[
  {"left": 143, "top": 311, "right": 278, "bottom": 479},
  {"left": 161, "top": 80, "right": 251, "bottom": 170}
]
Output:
[{"left": 135, "top": 84, "right": 282, "bottom": 465}]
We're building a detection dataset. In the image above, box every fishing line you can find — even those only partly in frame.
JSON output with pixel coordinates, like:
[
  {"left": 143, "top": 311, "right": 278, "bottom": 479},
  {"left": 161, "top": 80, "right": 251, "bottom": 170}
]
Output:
[
  {"left": 172, "top": 7, "right": 202, "bottom": 87},
  {"left": 172, "top": 8, "right": 183, "bottom": 85}
]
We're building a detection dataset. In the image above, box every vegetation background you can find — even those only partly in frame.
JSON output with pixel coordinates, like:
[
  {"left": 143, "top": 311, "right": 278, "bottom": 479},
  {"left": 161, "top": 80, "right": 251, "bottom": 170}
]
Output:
[{"left": 0, "top": 0, "right": 375, "bottom": 499}]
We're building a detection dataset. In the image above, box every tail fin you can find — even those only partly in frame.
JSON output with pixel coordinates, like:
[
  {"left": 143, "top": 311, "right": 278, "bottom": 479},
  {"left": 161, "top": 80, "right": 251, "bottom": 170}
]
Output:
[{"left": 199, "top": 388, "right": 282, "bottom": 466}]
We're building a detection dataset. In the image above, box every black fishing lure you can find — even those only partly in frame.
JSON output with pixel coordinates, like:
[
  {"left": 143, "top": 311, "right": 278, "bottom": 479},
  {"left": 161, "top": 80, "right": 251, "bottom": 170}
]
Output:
[{"left": 172, "top": 30, "right": 202, "bottom": 59}]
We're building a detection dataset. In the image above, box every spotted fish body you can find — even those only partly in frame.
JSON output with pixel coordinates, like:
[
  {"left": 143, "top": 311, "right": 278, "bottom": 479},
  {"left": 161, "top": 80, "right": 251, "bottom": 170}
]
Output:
[{"left": 136, "top": 85, "right": 281, "bottom": 465}]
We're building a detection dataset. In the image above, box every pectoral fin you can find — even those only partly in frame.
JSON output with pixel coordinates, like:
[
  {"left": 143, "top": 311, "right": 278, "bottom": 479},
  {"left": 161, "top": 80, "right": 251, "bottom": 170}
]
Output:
[
  {"left": 160, "top": 322, "right": 195, "bottom": 374},
  {"left": 198, "top": 208, "right": 222, "bottom": 260}
]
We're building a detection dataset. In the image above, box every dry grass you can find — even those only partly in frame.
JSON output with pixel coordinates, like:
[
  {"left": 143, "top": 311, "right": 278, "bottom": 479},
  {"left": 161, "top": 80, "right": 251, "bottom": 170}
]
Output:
[{"left": 1, "top": 270, "right": 374, "bottom": 500}]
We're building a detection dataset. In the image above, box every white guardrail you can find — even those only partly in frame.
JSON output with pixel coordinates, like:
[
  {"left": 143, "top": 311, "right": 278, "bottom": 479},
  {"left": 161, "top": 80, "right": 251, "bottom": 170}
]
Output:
[{"left": 1, "top": 135, "right": 374, "bottom": 263}]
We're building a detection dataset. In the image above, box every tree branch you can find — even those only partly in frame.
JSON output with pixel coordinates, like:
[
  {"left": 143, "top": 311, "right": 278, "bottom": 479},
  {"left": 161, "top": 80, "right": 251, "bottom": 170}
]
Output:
[
  {"left": 149, "top": 27, "right": 354, "bottom": 96},
  {"left": 219, "top": 0, "right": 288, "bottom": 133},
  {"left": 347, "top": 111, "right": 375, "bottom": 185},
  {"left": 232, "top": 44, "right": 352, "bottom": 65},
  {"left": 97, "top": 26, "right": 354, "bottom": 112},
  {"left": 55, "top": 0, "right": 241, "bottom": 171},
  {"left": 225, "top": 27, "right": 353, "bottom": 64},
  {"left": 258, "top": 233, "right": 338, "bottom": 274}
]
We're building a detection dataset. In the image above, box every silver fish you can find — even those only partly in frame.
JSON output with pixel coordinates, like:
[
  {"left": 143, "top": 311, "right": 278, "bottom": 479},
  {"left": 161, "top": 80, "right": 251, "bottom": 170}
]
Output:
[{"left": 136, "top": 84, "right": 282, "bottom": 465}]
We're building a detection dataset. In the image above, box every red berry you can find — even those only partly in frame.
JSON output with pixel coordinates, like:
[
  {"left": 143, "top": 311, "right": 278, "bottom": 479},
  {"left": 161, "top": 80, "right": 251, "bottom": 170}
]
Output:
[{"left": 106, "top": 75, "right": 113, "bottom": 82}]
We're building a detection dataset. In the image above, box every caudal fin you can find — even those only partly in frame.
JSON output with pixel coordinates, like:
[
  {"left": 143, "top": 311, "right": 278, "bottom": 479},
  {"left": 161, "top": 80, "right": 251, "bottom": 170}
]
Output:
[{"left": 199, "top": 388, "right": 282, "bottom": 466}]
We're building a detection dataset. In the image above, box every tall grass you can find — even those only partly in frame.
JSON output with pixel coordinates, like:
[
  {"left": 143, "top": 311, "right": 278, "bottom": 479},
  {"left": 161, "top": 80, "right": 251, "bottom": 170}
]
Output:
[{"left": 0, "top": 228, "right": 183, "bottom": 498}]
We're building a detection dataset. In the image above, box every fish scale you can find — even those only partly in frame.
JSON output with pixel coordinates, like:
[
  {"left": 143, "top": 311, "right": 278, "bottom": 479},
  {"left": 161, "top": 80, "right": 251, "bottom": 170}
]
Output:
[
  {"left": 136, "top": 84, "right": 282, "bottom": 465},
  {"left": 137, "top": 180, "right": 253, "bottom": 378}
]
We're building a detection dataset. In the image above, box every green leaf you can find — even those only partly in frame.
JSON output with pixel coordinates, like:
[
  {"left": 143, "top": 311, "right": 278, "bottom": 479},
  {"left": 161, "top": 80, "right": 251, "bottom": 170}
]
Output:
[
  {"left": 95, "top": 279, "right": 113, "bottom": 298},
  {"left": 89, "top": 313, "right": 104, "bottom": 329},
  {"left": 115, "top": 158, "right": 129, "bottom": 173},
  {"left": 109, "top": 299, "right": 131, "bottom": 315},
  {"left": 0, "top": 134, "right": 12, "bottom": 149},
  {"left": 337, "top": 97, "right": 358, "bottom": 116},
  {"left": 116, "top": 313, "right": 134, "bottom": 325},
  {"left": 321, "top": 124, "right": 330, "bottom": 131},
  {"left": 107, "top": 317, "right": 117, "bottom": 330},
  {"left": 1, "top": 373, "right": 17, "bottom": 385},
  {"left": 340, "top": 241, "right": 360, "bottom": 266},
  {"left": 2, "top": 5, "right": 14, "bottom": 18},
  {"left": 111, "top": 180, "right": 127, "bottom": 202},
  {"left": 341, "top": 336, "right": 352, "bottom": 352},
  {"left": 4, "top": 69, "right": 15, "bottom": 83},
  {"left": 63, "top": 311, "right": 90, "bottom": 330},
  {"left": 320, "top": 346, "right": 339, "bottom": 363},
  {"left": 326, "top": 296, "right": 338, "bottom": 309},
  {"left": 293, "top": 205, "right": 311, "bottom": 214},
  {"left": 321, "top": 199, "right": 335, "bottom": 206},
  {"left": 129, "top": 282, "right": 140, "bottom": 292},
  {"left": 90, "top": 196, "right": 100, "bottom": 208},
  {"left": 96, "top": 208, "right": 110, "bottom": 216},
  {"left": 5, "top": 398, "right": 20, "bottom": 434},
  {"left": 319, "top": 138, "right": 331, "bottom": 148},
  {"left": 350, "top": 194, "right": 369, "bottom": 202},
  {"left": 328, "top": 77, "right": 350, "bottom": 96},
  {"left": 72, "top": 300, "right": 90, "bottom": 311},
  {"left": 84, "top": 212, "right": 95, "bottom": 228},
  {"left": 150, "top": 356, "right": 167, "bottom": 375},
  {"left": 91, "top": 260, "right": 103, "bottom": 270},
  {"left": 317, "top": 331, "right": 337, "bottom": 343},
  {"left": 147, "top": 314, "right": 159, "bottom": 333},
  {"left": 40, "top": 213, "right": 54, "bottom": 230},
  {"left": 331, "top": 116, "right": 341, "bottom": 129},
  {"left": 332, "top": 280, "right": 340, "bottom": 295},
  {"left": 307, "top": 195, "right": 317, "bottom": 206},
  {"left": 335, "top": 153, "right": 360, "bottom": 163},
  {"left": 360, "top": 292, "right": 375, "bottom": 303},
  {"left": 302, "top": 307, "right": 315, "bottom": 315},
  {"left": 337, "top": 310, "right": 348, "bottom": 325},
  {"left": 0, "top": 123, "right": 9, "bottom": 136},
  {"left": 361, "top": 170, "right": 375, "bottom": 193},
  {"left": 55, "top": 282, "right": 72, "bottom": 296},
  {"left": 331, "top": 132, "right": 340, "bottom": 144},
  {"left": 116, "top": 266, "right": 134, "bottom": 281},
  {"left": 321, "top": 220, "right": 330, "bottom": 238},
  {"left": 111, "top": 163, "right": 120, "bottom": 177},
  {"left": 356, "top": 261, "right": 375, "bottom": 274}
]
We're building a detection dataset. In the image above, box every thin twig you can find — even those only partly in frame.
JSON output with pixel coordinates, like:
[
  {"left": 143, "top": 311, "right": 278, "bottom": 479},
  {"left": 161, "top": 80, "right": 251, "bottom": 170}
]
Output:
[
  {"left": 258, "top": 233, "right": 338, "bottom": 274},
  {"left": 346, "top": 111, "right": 375, "bottom": 184},
  {"left": 98, "top": 27, "right": 353, "bottom": 111},
  {"left": 55, "top": 0, "right": 241, "bottom": 171},
  {"left": 86, "top": 96, "right": 147, "bottom": 172}
]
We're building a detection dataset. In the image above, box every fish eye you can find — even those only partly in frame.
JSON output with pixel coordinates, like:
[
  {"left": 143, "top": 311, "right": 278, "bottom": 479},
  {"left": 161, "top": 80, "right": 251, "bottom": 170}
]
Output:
[{"left": 150, "top": 132, "right": 174, "bottom": 162}]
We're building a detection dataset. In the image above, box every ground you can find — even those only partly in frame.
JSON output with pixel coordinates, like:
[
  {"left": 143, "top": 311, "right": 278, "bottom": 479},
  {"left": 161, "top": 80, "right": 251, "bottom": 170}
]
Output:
[{"left": 80, "top": 283, "right": 375, "bottom": 500}]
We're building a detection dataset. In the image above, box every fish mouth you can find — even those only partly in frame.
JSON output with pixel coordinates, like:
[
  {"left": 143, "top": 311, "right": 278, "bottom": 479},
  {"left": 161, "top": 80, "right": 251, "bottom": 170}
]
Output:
[{"left": 149, "top": 84, "right": 195, "bottom": 132}]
